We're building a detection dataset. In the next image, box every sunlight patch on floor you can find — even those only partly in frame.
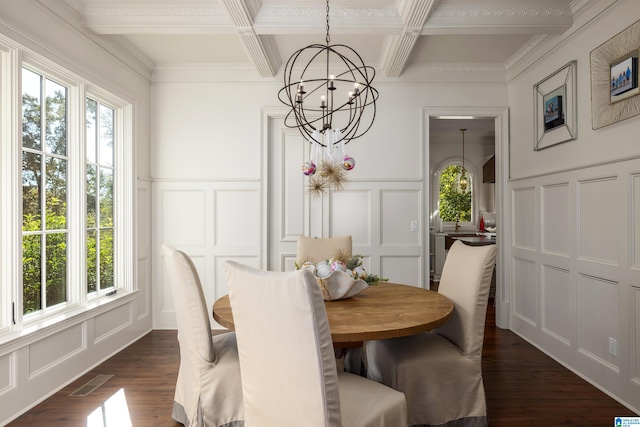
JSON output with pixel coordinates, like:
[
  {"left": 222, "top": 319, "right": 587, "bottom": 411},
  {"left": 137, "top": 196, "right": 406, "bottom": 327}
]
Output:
[{"left": 87, "top": 388, "right": 132, "bottom": 427}]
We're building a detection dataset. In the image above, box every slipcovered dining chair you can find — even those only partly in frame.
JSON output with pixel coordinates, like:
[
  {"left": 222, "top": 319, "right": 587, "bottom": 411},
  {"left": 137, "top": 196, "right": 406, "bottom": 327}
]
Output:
[
  {"left": 223, "top": 260, "right": 408, "bottom": 427},
  {"left": 296, "top": 234, "right": 352, "bottom": 264},
  {"left": 162, "top": 244, "right": 244, "bottom": 427},
  {"left": 364, "top": 241, "right": 497, "bottom": 427}
]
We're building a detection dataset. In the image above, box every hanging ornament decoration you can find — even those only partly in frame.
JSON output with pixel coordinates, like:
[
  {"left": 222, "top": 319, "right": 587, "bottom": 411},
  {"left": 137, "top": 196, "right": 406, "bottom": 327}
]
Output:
[
  {"left": 302, "top": 161, "right": 316, "bottom": 176},
  {"left": 278, "top": 0, "right": 378, "bottom": 197}
]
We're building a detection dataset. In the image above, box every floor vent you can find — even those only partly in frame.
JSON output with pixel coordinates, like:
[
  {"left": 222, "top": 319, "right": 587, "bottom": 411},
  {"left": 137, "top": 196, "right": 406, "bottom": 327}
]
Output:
[{"left": 69, "top": 374, "right": 114, "bottom": 397}]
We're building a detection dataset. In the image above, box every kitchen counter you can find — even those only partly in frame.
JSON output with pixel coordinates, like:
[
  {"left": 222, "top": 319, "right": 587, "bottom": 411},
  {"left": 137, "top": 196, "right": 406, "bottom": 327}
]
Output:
[{"left": 451, "top": 235, "right": 496, "bottom": 246}]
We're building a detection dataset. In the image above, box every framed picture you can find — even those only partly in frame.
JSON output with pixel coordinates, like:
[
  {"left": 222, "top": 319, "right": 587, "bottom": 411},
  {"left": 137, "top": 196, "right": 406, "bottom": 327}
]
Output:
[
  {"left": 609, "top": 51, "right": 639, "bottom": 103},
  {"left": 591, "top": 18, "right": 640, "bottom": 129},
  {"left": 534, "top": 60, "right": 577, "bottom": 151},
  {"left": 544, "top": 92, "right": 564, "bottom": 131}
]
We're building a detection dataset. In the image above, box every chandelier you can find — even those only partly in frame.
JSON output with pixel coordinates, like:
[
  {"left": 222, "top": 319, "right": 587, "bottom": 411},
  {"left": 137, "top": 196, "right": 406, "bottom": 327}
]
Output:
[
  {"left": 459, "top": 128, "right": 468, "bottom": 192},
  {"left": 277, "top": 0, "right": 378, "bottom": 194}
]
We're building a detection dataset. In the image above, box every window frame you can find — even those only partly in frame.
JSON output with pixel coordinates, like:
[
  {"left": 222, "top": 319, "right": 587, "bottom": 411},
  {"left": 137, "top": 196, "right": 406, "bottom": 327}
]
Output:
[{"left": 0, "top": 38, "right": 134, "bottom": 336}]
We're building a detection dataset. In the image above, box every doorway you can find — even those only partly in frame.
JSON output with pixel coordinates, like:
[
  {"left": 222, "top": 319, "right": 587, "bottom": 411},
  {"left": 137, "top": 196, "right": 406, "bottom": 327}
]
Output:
[{"left": 423, "top": 107, "right": 509, "bottom": 329}]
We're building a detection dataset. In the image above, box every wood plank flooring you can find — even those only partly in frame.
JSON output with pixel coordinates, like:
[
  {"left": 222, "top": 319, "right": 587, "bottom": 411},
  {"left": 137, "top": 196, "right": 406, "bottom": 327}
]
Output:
[{"left": 8, "top": 303, "right": 637, "bottom": 426}]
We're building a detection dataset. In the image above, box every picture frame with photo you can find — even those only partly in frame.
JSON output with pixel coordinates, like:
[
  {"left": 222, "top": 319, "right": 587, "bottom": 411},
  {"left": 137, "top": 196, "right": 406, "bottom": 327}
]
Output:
[
  {"left": 534, "top": 60, "right": 577, "bottom": 151},
  {"left": 591, "top": 18, "right": 640, "bottom": 129}
]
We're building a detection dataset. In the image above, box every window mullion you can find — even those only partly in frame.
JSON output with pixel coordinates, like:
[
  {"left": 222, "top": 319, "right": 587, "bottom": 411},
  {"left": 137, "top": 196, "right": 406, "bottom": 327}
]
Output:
[{"left": 67, "top": 83, "right": 85, "bottom": 307}]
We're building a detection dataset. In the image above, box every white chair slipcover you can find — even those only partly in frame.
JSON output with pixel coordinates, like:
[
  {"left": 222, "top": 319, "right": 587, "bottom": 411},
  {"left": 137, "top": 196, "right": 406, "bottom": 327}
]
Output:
[
  {"left": 296, "top": 234, "right": 352, "bottom": 264},
  {"left": 162, "top": 244, "right": 244, "bottom": 427},
  {"left": 223, "top": 261, "right": 407, "bottom": 427},
  {"left": 364, "top": 241, "right": 497, "bottom": 427}
]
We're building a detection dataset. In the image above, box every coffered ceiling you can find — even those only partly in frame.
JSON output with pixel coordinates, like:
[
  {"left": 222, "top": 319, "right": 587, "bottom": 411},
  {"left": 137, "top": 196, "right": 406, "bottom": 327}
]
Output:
[{"left": 62, "top": 0, "right": 592, "bottom": 78}]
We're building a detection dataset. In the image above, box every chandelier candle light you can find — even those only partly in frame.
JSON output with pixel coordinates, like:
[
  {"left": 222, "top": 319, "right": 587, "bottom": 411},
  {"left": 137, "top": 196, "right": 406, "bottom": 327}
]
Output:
[{"left": 278, "top": 0, "right": 378, "bottom": 194}]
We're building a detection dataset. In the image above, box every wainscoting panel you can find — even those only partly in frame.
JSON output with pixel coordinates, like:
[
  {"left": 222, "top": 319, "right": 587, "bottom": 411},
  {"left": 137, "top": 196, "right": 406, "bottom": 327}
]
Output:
[
  {"left": 28, "top": 324, "right": 85, "bottom": 379},
  {"left": 94, "top": 303, "right": 133, "bottom": 343},
  {"left": 633, "top": 173, "right": 640, "bottom": 270},
  {"left": 632, "top": 285, "right": 640, "bottom": 385},
  {"left": 541, "top": 264, "right": 571, "bottom": 345},
  {"left": 331, "top": 190, "right": 372, "bottom": 247},
  {"left": 577, "top": 176, "right": 618, "bottom": 266},
  {"left": 380, "top": 190, "right": 421, "bottom": 246},
  {"left": 512, "top": 187, "right": 536, "bottom": 250},
  {"left": 509, "top": 156, "right": 640, "bottom": 412},
  {"left": 380, "top": 256, "right": 422, "bottom": 287},
  {"left": 160, "top": 189, "right": 207, "bottom": 248},
  {"left": 214, "top": 189, "right": 260, "bottom": 247},
  {"left": 137, "top": 256, "right": 150, "bottom": 319},
  {"left": 541, "top": 183, "right": 570, "bottom": 256},
  {"left": 137, "top": 179, "right": 152, "bottom": 321},
  {"left": 280, "top": 131, "right": 306, "bottom": 241},
  {"left": 578, "top": 274, "right": 619, "bottom": 372},
  {"left": 152, "top": 181, "right": 262, "bottom": 329},
  {"left": 0, "top": 353, "right": 13, "bottom": 397},
  {"left": 512, "top": 256, "right": 537, "bottom": 326}
]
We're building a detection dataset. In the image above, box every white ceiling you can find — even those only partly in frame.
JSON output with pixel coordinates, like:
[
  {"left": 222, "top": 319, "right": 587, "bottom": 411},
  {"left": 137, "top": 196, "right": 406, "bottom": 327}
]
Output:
[
  {"left": 61, "top": 0, "right": 591, "bottom": 144},
  {"left": 64, "top": 0, "right": 586, "bottom": 77}
]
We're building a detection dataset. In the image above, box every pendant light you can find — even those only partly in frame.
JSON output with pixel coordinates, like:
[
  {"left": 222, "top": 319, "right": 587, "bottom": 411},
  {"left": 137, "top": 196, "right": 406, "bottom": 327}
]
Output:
[
  {"left": 459, "top": 128, "right": 468, "bottom": 192},
  {"left": 277, "top": 0, "right": 378, "bottom": 195}
]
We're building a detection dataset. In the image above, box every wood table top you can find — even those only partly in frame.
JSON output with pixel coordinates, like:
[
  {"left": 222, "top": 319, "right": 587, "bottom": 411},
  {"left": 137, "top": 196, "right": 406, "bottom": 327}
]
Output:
[{"left": 213, "top": 282, "right": 454, "bottom": 345}]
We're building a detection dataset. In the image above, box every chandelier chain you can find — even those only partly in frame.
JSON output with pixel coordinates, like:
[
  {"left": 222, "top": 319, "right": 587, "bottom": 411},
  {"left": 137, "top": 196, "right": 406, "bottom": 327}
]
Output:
[{"left": 325, "top": 0, "right": 330, "bottom": 45}]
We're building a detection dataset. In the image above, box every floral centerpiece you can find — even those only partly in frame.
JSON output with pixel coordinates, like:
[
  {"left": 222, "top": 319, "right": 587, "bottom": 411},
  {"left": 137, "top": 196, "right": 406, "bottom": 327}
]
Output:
[{"left": 295, "top": 254, "right": 388, "bottom": 301}]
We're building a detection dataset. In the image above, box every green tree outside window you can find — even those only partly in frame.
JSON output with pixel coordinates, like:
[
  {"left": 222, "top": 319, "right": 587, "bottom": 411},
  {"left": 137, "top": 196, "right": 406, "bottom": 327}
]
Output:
[{"left": 439, "top": 165, "right": 472, "bottom": 222}]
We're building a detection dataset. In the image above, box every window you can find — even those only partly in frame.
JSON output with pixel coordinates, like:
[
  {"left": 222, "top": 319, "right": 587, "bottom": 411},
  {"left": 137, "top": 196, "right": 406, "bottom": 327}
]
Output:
[
  {"left": 22, "top": 68, "right": 69, "bottom": 314},
  {"left": 438, "top": 164, "right": 472, "bottom": 223},
  {"left": 0, "top": 41, "right": 133, "bottom": 332},
  {"left": 86, "top": 99, "right": 115, "bottom": 294}
]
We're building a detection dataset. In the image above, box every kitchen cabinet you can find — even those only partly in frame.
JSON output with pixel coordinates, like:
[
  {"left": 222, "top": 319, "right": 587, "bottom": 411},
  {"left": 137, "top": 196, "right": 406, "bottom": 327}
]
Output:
[{"left": 483, "top": 155, "right": 495, "bottom": 183}]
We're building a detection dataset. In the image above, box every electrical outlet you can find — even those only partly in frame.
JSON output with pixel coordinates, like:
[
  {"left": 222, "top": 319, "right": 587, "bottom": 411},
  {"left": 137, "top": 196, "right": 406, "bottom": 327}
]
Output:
[
  {"left": 609, "top": 337, "right": 617, "bottom": 356},
  {"left": 410, "top": 220, "right": 418, "bottom": 232}
]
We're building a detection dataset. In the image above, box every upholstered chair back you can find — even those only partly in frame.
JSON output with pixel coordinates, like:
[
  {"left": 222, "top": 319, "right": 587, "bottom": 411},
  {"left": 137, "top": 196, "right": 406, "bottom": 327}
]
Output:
[
  {"left": 163, "top": 244, "right": 244, "bottom": 427},
  {"left": 296, "top": 234, "right": 352, "bottom": 264},
  {"left": 434, "top": 240, "right": 497, "bottom": 358},
  {"left": 163, "top": 245, "right": 215, "bottom": 364},
  {"left": 224, "top": 261, "right": 342, "bottom": 427}
]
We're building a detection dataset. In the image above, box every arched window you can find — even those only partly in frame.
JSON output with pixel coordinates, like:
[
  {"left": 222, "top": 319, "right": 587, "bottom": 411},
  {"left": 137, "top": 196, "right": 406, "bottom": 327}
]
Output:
[{"left": 438, "top": 164, "right": 473, "bottom": 223}]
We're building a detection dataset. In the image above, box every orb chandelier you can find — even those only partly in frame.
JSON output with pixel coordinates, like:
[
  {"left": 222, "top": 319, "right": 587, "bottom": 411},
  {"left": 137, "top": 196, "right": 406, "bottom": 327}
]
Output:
[
  {"left": 277, "top": 0, "right": 378, "bottom": 193},
  {"left": 458, "top": 128, "right": 468, "bottom": 192}
]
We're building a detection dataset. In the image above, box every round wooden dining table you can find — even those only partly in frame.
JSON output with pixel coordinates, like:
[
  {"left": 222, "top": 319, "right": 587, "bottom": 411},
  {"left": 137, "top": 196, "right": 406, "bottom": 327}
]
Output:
[{"left": 212, "top": 282, "right": 454, "bottom": 346}]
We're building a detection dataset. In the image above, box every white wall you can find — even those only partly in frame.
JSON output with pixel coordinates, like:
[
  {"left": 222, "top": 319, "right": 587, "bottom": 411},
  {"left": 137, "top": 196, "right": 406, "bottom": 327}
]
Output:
[
  {"left": 507, "top": 0, "right": 640, "bottom": 413},
  {"left": 0, "top": 1, "right": 152, "bottom": 424}
]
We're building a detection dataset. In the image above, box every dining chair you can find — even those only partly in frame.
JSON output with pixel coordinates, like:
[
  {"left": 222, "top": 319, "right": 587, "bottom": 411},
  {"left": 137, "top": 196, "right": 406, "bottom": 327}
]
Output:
[
  {"left": 223, "top": 260, "right": 408, "bottom": 427},
  {"left": 364, "top": 241, "right": 497, "bottom": 427},
  {"left": 296, "top": 234, "right": 352, "bottom": 264},
  {"left": 162, "top": 244, "right": 244, "bottom": 427}
]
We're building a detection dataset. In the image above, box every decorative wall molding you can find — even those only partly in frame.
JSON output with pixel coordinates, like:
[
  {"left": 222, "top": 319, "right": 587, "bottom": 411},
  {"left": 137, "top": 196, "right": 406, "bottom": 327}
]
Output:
[
  {"left": 154, "top": 62, "right": 257, "bottom": 72},
  {"left": 258, "top": 6, "right": 399, "bottom": 19},
  {"left": 431, "top": 5, "right": 571, "bottom": 18},
  {"left": 414, "top": 63, "right": 506, "bottom": 72},
  {"left": 84, "top": 6, "right": 226, "bottom": 17}
]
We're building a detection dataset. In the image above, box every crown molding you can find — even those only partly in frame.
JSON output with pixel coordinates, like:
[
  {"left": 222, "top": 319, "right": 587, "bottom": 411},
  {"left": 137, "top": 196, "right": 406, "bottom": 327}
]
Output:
[
  {"left": 431, "top": 4, "right": 571, "bottom": 18},
  {"left": 413, "top": 63, "right": 506, "bottom": 72},
  {"left": 503, "top": 34, "right": 548, "bottom": 71}
]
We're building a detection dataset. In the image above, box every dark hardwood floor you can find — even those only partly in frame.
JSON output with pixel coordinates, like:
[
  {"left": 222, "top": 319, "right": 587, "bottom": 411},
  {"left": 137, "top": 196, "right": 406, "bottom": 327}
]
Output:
[{"left": 8, "top": 303, "right": 636, "bottom": 426}]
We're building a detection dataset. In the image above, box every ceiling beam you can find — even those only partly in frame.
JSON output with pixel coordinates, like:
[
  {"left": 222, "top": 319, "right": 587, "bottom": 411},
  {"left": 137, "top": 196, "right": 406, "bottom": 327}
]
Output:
[
  {"left": 379, "top": 0, "right": 438, "bottom": 78},
  {"left": 218, "top": 0, "right": 280, "bottom": 78}
]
